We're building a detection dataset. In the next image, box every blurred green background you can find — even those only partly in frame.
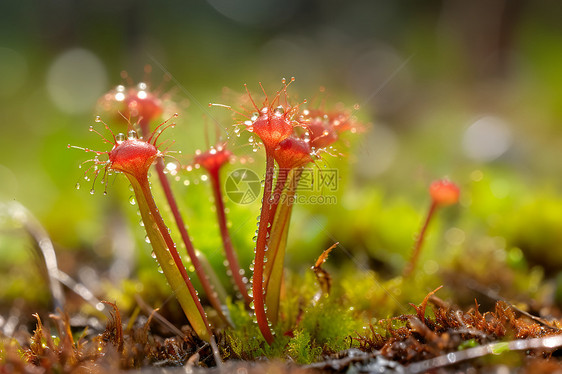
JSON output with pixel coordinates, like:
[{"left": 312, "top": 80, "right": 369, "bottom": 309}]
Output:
[{"left": 2, "top": 1, "right": 562, "bottom": 312}]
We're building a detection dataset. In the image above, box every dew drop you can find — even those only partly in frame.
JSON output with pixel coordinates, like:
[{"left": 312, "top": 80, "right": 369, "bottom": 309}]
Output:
[
  {"left": 128, "top": 130, "right": 138, "bottom": 139},
  {"left": 129, "top": 196, "right": 136, "bottom": 205},
  {"left": 89, "top": 189, "right": 95, "bottom": 195},
  {"left": 145, "top": 235, "right": 151, "bottom": 244},
  {"left": 151, "top": 251, "right": 156, "bottom": 259},
  {"left": 116, "top": 133, "right": 126, "bottom": 142},
  {"left": 139, "top": 219, "right": 144, "bottom": 227},
  {"left": 273, "top": 106, "right": 285, "bottom": 116},
  {"left": 75, "top": 182, "right": 80, "bottom": 190},
  {"left": 94, "top": 116, "right": 101, "bottom": 122}
]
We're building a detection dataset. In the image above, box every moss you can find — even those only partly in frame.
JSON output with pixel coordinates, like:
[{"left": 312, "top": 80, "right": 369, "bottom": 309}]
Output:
[{"left": 287, "top": 329, "right": 322, "bottom": 364}]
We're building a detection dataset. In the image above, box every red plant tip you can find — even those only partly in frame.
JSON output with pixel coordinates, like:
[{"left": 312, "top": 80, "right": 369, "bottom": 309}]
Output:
[
  {"left": 99, "top": 82, "right": 163, "bottom": 127},
  {"left": 108, "top": 137, "right": 160, "bottom": 179},
  {"left": 193, "top": 144, "right": 232, "bottom": 174},
  {"left": 75, "top": 116, "right": 175, "bottom": 184},
  {"left": 274, "top": 137, "right": 313, "bottom": 170},
  {"left": 241, "top": 80, "right": 305, "bottom": 151},
  {"left": 301, "top": 108, "right": 361, "bottom": 150},
  {"left": 304, "top": 114, "right": 338, "bottom": 149},
  {"left": 429, "top": 180, "right": 460, "bottom": 206}
]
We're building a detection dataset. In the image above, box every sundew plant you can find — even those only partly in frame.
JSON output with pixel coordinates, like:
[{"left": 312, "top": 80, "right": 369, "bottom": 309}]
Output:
[{"left": 69, "top": 78, "right": 363, "bottom": 350}]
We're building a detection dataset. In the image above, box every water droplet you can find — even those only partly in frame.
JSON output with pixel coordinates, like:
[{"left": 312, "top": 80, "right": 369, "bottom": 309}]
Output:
[
  {"left": 151, "top": 251, "right": 156, "bottom": 259},
  {"left": 273, "top": 106, "right": 284, "bottom": 116},
  {"left": 128, "top": 130, "right": 138, "bottom": 139},
  {"left": 145, "top": 235, "right": 151, "bottom": 244},
  {"left": 94, "top": 116, "right": 101, "bottom": 122},
  {"left": 89, "top": 189, "right": 95, "bottom": 195},
  {"left": 252, "top": 236, "right": 257, "bottom": 242},
  {"left": 75, "top": 182, "right": 80, "bottom": 190},
  {"left": 116, "top": 133, "right": 125, "bottom": 142},
  {"left": 129, "top": 196, "right": 136, "bottom": 205},
  {"left": 139, "top": 219, "right": 144, "bottom": 227}
]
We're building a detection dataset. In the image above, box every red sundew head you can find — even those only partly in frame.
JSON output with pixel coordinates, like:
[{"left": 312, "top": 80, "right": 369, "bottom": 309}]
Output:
[
  {"left": 305, "top": 115, "right": 339, "bottom": 150},
  {"left": 301, "top": 107, "right": 361, "bottom": 150},
  {"left": 236, "top": 78, "right": 306, "bottom": 152},
  {"left": 274, "top": 137, "right": 313, "bottom": 170},
  {"left": 429, "top": 180, "right": 460, "bottom": 206},
  {"left": 98, "top": 82, "right": 164, "bottom": 128},
  {"left": 71, "top": 115, "right": 176, "bottom": 188},
  {"left": 108, "top": 136, "right": 159, "bottom": 179},
  {"left": 193, "top": 144, "right": 232, "bottom": 175}
]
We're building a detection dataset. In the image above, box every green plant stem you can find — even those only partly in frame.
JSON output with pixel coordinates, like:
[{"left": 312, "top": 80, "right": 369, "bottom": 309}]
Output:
[
  {"left": 253, "top": 150, "right": 275, "bottom": 344},
  {"left": 139, "top": 120, "right": 228, "bottom": 324},
  {"left": 209, "top": 168, "right": 252, "bottom": 306},
  {"left": 264, "top": 168, "right": 298, "bottom": 324},
  {"left": 266, "top": 168, "right": 289, "bottom": 237},
  {"left": 404, "top": 201, "right": 437, "bottom": 277},
  {"left": 128, "top": 173, "right": 212, "bottom": 341}
]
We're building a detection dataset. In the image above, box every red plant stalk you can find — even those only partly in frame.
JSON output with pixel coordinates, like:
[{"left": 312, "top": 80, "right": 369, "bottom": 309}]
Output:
[
  {"left": 252, "top": 150, "right": 276, "bottom": 344},
  {"left": 263, "top": 168, "right": 299, "bottom": 324},
  {"left": 266, "top": 168, "right": 290, "bottom": 237},
  {"left": 130, "top": 173, "right": 213, "bottom": 340},
  {"left": 403, "top": 200, "right": 437, "bottom": 277},
  {"left": 208, "top": 167, "right": 252, "bottom": 305},
  {"left": 138, "top": 119, "right": 229, "bottom": 323},
  {"left": 404, "top": 179, "right": 460, "bottom": 277}
]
